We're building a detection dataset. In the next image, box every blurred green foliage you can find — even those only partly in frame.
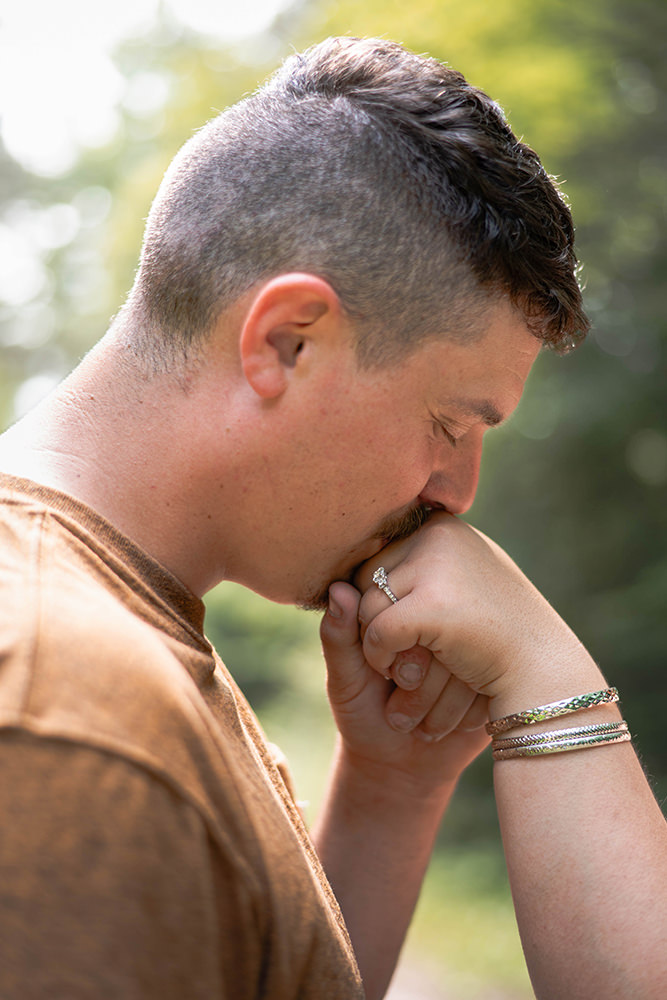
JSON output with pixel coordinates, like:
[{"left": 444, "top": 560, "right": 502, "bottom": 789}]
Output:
[
  {"left": 1, "top": 0, "right": 665, "bottom": 991},
  {"left": 204, "top": 582, "right": 323, "bottom": 707},
  {"left": 405, "top": 848, "right": 533, "bottom": 997}
]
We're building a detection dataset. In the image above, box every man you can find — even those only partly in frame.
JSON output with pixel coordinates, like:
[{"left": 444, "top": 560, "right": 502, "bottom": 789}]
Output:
[{"left": 0, "top": 35, "right": 664, "bottom": 1000}]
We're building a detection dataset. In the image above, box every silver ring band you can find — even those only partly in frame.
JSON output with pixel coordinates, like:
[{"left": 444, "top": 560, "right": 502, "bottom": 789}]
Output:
[{"left": 372, "top": 566, "right": 398, "bottom": 604}]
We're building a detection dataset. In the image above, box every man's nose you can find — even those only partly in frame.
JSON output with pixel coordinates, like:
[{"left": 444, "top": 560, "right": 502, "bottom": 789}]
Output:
[{"left": 419, "top": 433, "right": 484, "bottom": 515}]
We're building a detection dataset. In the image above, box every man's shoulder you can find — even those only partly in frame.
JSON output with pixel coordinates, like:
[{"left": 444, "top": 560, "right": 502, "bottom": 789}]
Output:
[{"left": 0, "top": 491, "right": 213, "bottom": 777}]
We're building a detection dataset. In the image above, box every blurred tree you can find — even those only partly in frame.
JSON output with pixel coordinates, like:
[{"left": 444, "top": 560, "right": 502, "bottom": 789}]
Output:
[{"left": 0, "top": 12, "right": 289, "bottom": 426}]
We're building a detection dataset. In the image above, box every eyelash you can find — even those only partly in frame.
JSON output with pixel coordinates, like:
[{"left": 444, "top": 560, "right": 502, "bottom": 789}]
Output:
[{"left": 433, "top": 421, "right": 458, "bottom": 448}]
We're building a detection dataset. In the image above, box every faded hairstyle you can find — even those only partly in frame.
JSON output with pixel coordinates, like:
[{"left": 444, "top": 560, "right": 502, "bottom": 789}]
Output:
[{"left": 117, "top": 36, "right": 589, "bottom": 368}]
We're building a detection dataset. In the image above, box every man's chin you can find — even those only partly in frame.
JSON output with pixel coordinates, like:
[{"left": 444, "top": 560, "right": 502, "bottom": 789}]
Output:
[
  {"left": 297, "top": 593, "right": 331, "bottom": 613},
  {"left": 296, "top": 574, "right": 352, "bottom": 613}
]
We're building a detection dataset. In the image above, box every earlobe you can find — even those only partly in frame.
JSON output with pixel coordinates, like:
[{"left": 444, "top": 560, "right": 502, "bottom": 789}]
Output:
[
  {"left": 240, "top": 329, "right": 296, "bottom": 399},
  {"left": 239, "top": 274, "right": 341, "bottom": 400}
]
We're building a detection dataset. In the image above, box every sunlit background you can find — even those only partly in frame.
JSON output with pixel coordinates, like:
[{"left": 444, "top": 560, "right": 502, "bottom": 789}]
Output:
[{"left": 1, "top": 1, "right": 665, "bottom": 996}]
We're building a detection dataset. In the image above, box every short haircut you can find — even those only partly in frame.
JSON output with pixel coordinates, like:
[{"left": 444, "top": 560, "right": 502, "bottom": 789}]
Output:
[{"left": 118, "top": 36, "right": 590, "bottom": 369}]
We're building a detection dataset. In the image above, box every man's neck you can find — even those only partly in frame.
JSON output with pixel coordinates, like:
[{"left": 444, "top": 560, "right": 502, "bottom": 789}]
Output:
[{"left": 0, "top": 334, "right": 240, "bottom": 596}]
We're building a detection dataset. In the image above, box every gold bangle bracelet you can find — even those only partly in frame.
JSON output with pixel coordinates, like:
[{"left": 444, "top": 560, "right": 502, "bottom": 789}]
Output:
[{"left": 486, "top": 687, "right": 620, "bottom": 737}]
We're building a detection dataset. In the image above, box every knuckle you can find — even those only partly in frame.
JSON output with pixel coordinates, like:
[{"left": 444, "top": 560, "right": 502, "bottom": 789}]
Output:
[
  {"left": 357, "top": 591, "right": 386, "bottom": 623},
  {"left": 389, "top": 686, "right": 429, "bottom": 719},
  {"left": 419, "top": 715, "right": 451, "bottom": 740}
]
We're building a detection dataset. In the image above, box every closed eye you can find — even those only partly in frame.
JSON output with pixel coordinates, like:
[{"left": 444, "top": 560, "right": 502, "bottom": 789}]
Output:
[{"left": 433, "top": 420, "right": 459, "bottom": 447}]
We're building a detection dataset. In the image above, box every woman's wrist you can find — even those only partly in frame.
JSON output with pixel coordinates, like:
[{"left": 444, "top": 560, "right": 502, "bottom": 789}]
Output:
[{"left": 488, "top": 631, "right": 609, "bottom": 724}]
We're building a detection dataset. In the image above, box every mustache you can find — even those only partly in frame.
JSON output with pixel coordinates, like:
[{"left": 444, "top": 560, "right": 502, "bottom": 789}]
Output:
[
  {"left": 373, "top": 503, "right": 432, "bottom": 545},
  {"left": 298, "top": 505, "right": 433, "bottom": 613}
]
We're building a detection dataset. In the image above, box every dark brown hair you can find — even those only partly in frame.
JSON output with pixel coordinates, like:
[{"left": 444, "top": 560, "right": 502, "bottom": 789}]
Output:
[{"left": 120, "top": 36, "right": 589, "bottom": 367}]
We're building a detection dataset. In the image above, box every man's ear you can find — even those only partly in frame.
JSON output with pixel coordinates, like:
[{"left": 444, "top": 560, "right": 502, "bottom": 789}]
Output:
[{"left": 239, "top": 274, "right": 343, "bottom": 399}]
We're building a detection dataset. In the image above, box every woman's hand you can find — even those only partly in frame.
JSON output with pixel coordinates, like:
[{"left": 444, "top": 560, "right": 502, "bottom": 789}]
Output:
[
  {"left": 353, "top": 511, "right": 593, "bottom": 722},
  {"left": 321, "top": 578, "right": 489, "bottom": 793}
]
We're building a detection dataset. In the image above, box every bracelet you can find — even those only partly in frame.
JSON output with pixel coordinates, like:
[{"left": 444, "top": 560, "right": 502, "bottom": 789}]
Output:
[
  {"left": 486, "top": 687, "right": 620, "bottom": 737},
  {"left": 492, "top": 720, "right": 629, "bottom": 751},
  {"left": 492, "top": 729, "right": 631, "bottom": 760},
  {"left": 492, "top": 721, "right": 631, "bottom": 760}
]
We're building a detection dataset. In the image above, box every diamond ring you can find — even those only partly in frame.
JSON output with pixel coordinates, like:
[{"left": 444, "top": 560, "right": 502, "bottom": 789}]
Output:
[{"left": 372, "top": 566, "right": 398, "bottom": 604}]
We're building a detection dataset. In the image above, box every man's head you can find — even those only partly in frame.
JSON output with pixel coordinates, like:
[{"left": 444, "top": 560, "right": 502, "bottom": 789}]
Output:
[
  {"left": 94, "top": 37, "right": 590, "bottom": 605},
  {"left": 115, "top": 36, "right": 589, "bottom": 371}
]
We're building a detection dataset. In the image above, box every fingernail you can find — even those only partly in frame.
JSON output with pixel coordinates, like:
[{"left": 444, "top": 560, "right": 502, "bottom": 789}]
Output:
[
  {"left": 388, "top": 713, "right": 416, "bottom": 733},
  {"left": 327, "top": 594, "right": 343, "bottom": 619},
  {"left": 397, "top": 662, "right": 423, "bottom": 687},
  {"left": 416, "top": 730, "right": 445, "bottom": 743}
]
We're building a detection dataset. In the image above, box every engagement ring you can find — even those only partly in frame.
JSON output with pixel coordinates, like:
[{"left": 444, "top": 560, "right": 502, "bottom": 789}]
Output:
[{"left": 372, "top": 566, "right": 398, "bottom": 604}]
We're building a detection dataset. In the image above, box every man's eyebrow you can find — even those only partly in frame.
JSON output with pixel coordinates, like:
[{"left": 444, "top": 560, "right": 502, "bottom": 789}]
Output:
[{"left": 447, "top": 398, "right": 505, "bottom": 427}]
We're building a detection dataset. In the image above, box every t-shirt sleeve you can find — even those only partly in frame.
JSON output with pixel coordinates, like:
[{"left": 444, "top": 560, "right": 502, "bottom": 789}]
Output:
[{"left": 0, "top": 730, "right": 262, "bottom": 1000}]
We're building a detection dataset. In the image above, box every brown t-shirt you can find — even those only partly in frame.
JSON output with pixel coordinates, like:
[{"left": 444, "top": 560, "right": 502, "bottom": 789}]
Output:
[{"left": 0, "top": 475, "right": 363, "bottom": 1000}]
